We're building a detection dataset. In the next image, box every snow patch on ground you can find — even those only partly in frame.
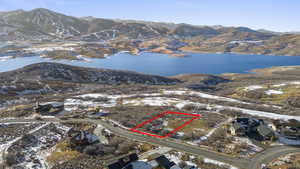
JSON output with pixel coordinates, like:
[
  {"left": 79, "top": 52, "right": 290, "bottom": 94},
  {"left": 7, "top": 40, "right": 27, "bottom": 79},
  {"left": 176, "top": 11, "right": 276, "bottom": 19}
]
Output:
[
  {"left": 244, "top": 85, "right": 263, "bottom": 91},
  {"left": 162, "top": 89, "right": 250, "bottom": 105},
  {"left": 268, "top": 154, "right": 292, "bottom": 166},
  {"left": 76, "top": 55, "right": 92, "bottom": 62},
  {"left": 123, "top": 96, "right": 299, "bottom": 121},
  {"left": 0, "top": 123, "right": 49, "bottom": 164},
  {"left": 13, "top": 123, "right": 70, "bottom": 169},
  {"left": 124, "top": 97, "right": 184, "bottom": 107},
  {"left": 165, "top": 152, "right": 182, "bottom": 165},
  {"left": 185, "top": 161, "right": 198, "bottom": 167},
  {"left": 273, "top": 81, "right": 300, "bottom": 87},
  {"left": 290, "top": 81, "right": 300, "bottom": 85},
  {"left": 25, "top": 46, "right": 75, "bottom": 53},
  {"left": 66, "top": 88, "right": 253, "bottom": 112},
  {"left": 64, "top": 97, "right": 117, "bottom": 111},
  {"left": 273, "top": 83, "right": 287, "bottom": 87},
  {"left": 213, "top": 105, "right": 300, "bottom": 121},
  {"left": 265, "top": 90, "right": 283, "bottom": 95},
  {"left": 64, "top": 90, "right": 297, "bottom": 122},
  {"left": 203, "top": 158, "right": 238, "bottom": 169},
  {"left": 0, "top": 56, "right": 13, "bottom": 61}
]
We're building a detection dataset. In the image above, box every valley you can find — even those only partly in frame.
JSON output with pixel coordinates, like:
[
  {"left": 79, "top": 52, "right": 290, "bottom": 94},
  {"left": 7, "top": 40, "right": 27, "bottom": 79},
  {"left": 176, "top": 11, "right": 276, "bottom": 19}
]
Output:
[
  {"left": 1, "top": 6, "right": 300, "bottom": 169},
  {"left": 0, "top": 62, "right": 300, "bottom": 169}
]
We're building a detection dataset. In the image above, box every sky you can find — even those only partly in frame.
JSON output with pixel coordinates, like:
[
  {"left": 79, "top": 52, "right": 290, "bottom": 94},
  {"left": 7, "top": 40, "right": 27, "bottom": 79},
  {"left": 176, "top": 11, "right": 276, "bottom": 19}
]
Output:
[{"left": 0, "top": 0, "right": 299, "bottom": 32}]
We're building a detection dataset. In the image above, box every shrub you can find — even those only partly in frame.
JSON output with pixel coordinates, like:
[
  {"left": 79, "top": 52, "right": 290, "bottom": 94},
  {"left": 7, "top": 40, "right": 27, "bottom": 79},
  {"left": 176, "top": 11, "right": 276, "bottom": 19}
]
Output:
[{"left": 5, "top": 152, "right": 20, "bottom": 166}]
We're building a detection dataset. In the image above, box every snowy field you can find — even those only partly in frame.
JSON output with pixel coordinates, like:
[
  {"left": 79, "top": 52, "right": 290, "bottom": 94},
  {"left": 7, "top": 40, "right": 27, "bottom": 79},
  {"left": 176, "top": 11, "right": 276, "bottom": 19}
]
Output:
[{"left": 64, "top": 89, "right": 300, "bottom": 121}]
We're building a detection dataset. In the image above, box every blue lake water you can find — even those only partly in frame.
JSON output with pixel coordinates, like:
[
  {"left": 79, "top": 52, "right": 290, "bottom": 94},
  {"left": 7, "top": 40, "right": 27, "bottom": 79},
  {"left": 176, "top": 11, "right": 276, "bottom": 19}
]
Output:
[{"left": 1, "top": 52, "right": 300, "bottom": 76}]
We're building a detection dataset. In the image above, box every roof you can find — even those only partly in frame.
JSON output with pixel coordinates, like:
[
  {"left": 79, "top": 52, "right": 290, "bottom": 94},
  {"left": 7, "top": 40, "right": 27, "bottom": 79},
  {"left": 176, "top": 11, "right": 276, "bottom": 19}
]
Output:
[
  {"left": 148, "top": 160, "right": 159, "bottom": 168},
  {"left": 155, "top": 155, "right": 172, "bottom": 167},
  {"left": 39, "top": 102, "right": 64, "bottom": 107},
  {"left": 257, "top": 125, "right": 274, "bottom": 137},
  {"left": 108, "top": 163, "right": 122, "bottom": 169},
  {"left": 170, "top": 165, "right": 182, "bottom": 169},
  {"left": 236, "top": 118, "right": 249, "bottom": 124},
  {"left": 108, "top": 153, "right": 139, "bottom": 169},
  {"left": 287, "top": 119, "right": 300, "bottom": 128},
  {"left": 123, "top": 161, "right": 152, "bottom": 169},
  {"left": 232, "top": 122, "right": 244, "bottom": 130},
  {"left": 73, "top": 131, "right": 99, "bottom": 144}
]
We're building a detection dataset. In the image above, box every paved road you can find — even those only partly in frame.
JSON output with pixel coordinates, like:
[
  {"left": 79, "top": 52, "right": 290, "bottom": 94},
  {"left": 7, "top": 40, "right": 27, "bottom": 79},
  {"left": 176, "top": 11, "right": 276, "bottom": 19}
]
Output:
[
  {"left": 1, "top": 118, "right": 300, "bottom": 169},
  {"left": 250, "top": 145, "right": 300, "bottom": 169}
]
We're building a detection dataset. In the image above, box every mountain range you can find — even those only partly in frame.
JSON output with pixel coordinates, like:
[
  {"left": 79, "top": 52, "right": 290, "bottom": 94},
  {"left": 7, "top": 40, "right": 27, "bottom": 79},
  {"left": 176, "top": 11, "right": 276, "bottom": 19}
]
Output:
[{"left": 0, "top": 8, "right": 300, "bottom": 56}]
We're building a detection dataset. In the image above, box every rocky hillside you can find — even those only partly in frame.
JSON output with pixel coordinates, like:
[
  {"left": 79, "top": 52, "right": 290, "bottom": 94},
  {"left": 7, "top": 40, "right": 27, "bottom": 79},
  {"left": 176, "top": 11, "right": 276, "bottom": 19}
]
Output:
[
  {"left": 0, "top": 8, "right": 167, "bottom": 41},
  {"left": 0, "top": 62, "right": 180, "bottom": 85},
  {"left": 0, "top": 8, "right": 300, "bottom": 56}
]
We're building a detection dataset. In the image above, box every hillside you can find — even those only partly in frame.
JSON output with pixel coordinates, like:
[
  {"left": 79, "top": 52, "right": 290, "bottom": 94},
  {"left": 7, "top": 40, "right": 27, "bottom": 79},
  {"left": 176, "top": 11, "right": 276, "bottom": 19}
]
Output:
[
  {"left": 0, "top": 62, "right": 180, "bottom": 85},
  {"left": 0, "top": 8, "right": 300, "bottom": 56}
]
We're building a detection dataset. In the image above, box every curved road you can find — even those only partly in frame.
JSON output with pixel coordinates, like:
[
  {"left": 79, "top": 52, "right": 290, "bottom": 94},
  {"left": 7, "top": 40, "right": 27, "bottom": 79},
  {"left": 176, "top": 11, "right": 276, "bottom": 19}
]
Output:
[
  {"left": 250, "top": 145, "right": 300, "bottom": 169},
  {"left": 1, "top": 118, "right": 299, "bottom": 169}
]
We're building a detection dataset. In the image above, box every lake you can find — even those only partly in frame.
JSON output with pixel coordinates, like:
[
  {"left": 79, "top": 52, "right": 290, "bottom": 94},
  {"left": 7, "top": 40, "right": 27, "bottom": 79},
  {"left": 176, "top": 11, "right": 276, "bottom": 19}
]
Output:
[{"left": 1, "top": 52, "right": 300, "bottom": 76}]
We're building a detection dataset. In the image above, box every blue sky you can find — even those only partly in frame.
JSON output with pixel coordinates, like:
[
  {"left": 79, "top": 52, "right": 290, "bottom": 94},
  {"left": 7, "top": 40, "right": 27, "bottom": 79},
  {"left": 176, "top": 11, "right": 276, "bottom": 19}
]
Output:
[{"left": 0, "top": 0, "right": 299, "bottom": 32}]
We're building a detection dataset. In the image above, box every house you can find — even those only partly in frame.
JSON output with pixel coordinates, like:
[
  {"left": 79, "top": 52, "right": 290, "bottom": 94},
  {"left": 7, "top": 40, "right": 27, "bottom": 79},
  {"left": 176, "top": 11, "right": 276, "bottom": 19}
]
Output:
[
  {"left": 230, "top": 117, "right": 275, "bottom": 141},
  {"left": 230, "top": 117, "right": 258, "bottom": 136},
  {"left": 155, "top": 155, "right": 182, "bottom": 169},
  {"left": 108, "top": 153, "right": 139, "bottom": 169},
  {"left": 155, "top": 155, "right": 172, "bottom": 168},
  {"left": 230, "top": 122, "right": 247, "bottom": 136},
  {"left": 34, "top": 101, "right": 64, "bottom": 114},
  {"left": 69, "top": 130, "right": 99, "bottom": 147},
  {"left": 108, "top": 154, "right": 186, "bottom": 169},
  {"left": 123, "top": 161, "right": 152, "bottom": 169},
  {"left": 280, "top": 127, "right": 300, "bottom": 140},
  {"left": 86, "top": 111, "right": 108, "bottom": 118},
  {"left": 272, "top": 119, "right": 300, "bottom": 140},
  {"left": 256, "top": 125, "right": 276, "bottom": 141}
]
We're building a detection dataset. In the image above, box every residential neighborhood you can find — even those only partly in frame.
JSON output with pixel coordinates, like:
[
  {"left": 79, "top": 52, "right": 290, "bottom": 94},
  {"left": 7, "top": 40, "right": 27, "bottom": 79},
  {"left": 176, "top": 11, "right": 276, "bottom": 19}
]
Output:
[{"left": 1, "top": 1, "right": 300, "bottom": 169}]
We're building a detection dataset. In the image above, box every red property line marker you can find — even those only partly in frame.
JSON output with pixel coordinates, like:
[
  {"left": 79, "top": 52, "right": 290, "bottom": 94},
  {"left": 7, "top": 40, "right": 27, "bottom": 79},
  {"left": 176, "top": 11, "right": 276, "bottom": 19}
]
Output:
[
  {"left": 130, "top": 111, "right": 169, "bottom": 130},
  {"left": 129, "top": 111, "right": 201, "bottom": 139}
]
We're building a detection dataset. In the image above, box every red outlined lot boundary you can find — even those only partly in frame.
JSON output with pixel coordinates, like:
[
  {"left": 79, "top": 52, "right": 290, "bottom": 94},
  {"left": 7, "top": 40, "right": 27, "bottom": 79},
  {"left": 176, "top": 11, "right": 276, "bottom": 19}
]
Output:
[{"left": 129, "top": 111, "right": 201, "bottom": 138}]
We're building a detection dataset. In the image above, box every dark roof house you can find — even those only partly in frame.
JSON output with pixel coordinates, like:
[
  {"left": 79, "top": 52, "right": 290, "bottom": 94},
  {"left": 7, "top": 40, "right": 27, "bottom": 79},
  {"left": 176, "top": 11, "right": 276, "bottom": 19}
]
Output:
[
  {"left": 256, "top": 125, "right": 275, "bottom": 141},
  {"left": 155, "top": 155, "right": 181, "bottom": 169},
  {"left": 34, "top": 101, "right": 64, "bottom": 114},
  {"left": 108, "top": 153, "right": 139, "bottom": 169},
  {"left": 123, "top": 161, "right": 152, "bottom": 169},
  {"left": 230, "top": 122, "right": 247, "bottom": 136},
  {"left": 230, "top": 117, "right": 275, "bottom": 141},
  {"left": 69, "top": 131, "right": 99, "bottom": 147}
]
